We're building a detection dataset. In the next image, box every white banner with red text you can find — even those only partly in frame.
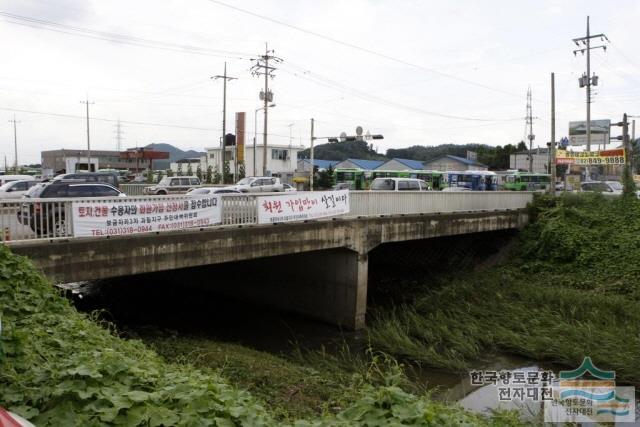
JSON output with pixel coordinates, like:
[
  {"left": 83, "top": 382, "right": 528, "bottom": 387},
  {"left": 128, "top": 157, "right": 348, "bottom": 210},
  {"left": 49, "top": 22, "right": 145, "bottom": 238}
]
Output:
[
  {"left": 257, "top": 190, "right": 349, "bottom": 224},
  {"left": 72, "top": 196, "right": 221, "bottom": 237}
]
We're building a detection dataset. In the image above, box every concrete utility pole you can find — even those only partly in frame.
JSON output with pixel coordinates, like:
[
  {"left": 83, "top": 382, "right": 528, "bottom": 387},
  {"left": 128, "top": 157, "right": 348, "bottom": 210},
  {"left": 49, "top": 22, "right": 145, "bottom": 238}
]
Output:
[
  {"left": 526, "top": 87, "right": 535, "bottom": 172},
  {"left": 80, "top": 96, "right": 94, "bottom": 172},
  {"left": 8, "top": 114, "right": 20, "bottom": 172},
  {"left": 573, "top": 16, "right": 608, "bottom": 179},
  {"left": 310, "top": 118, "right": 315, "bottom": 191},
  {"left": 115, "top": 118, "right": 124, "bottom": 152},
  {"left": 251, "top": 43, "right": 283, "bottom": 176},
  {"left": 213, "top": 62, "right": 237, "bottom": 184},
  {"left": 253, "top": 104, "right": 275, "bottom": 176},
  {"left": 550, "top": 73, "right": 556, "bottom": 195}
]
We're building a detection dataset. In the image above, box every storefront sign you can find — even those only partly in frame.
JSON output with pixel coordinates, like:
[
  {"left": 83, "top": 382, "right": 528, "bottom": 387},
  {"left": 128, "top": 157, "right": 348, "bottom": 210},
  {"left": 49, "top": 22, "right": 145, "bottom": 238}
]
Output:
[
  {"left": 257, "top": 190, "right": 349, "bottom": 224},
  {"left": 556, "top": 149, "right": 625, "bottom": 166},
  {"left": 72, "top": 196, "right": 221, "bottom": 237}
]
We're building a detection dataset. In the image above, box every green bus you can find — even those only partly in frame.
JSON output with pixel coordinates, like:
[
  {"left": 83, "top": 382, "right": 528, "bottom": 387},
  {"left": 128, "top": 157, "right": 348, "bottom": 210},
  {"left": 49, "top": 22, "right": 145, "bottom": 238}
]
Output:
[
  {"left": 334, "top": 168, "right": 367, "bottom": 190},
  {"left": 503, "top": 172, "right": 551, "bottom": 191}
]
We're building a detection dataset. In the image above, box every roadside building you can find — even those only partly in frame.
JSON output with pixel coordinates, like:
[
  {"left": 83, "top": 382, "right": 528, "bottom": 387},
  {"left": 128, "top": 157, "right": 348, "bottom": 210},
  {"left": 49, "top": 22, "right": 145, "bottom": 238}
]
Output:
[
  {"left": 422, "top": 155, "right": 488, "bottom": 171},
  {"left": 509, "top": 148, "right": 550, "bottom": 173},
  {"left": 206, "top": 143, "right": 304, "bottom": 184},
  {"left": 41, "top": 149, "right": 168, "bottom": 175},
  {"left": 333, "top": 158, "right": 385, "bottom": 170},
  {"left": 376, "top": 158, "right": 425, "bottom": 171},
  {"left": 296, "top": 159, "right": 340, "bottom": 173}
]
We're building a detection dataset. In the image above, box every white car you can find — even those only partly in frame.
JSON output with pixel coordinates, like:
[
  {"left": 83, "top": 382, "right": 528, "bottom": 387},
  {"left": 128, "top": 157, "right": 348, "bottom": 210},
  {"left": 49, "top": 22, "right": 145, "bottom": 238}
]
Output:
[
  {"left": 0, "top": 180, "right": 40, "bottom": 199},
  {"left": 370, "top": 177, "right": 430, "bottom": 191},
  {"left": 225, "top": 177, "right": 284, "bottom": 193},
  {"left": 187, "top": 187, "right": 242, "bottom": 195},
  {"left": 580, "top": 181, "right": 622, "bottom": 196},
  {"left": 283, "top": 183, "right": 296, "bottom": 192}
]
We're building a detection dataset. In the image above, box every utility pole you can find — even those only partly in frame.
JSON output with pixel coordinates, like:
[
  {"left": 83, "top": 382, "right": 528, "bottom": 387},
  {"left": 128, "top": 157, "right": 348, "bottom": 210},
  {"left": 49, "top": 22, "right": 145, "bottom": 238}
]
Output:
[
  {"left": 8, "top": 114, "right": 20, "bottom": 173},
  {"left": 213, "top": 62, "right": 237, "bottom": 184},
  {"left": 550, "top": 73, "right": 556, "bottom": 195},
  {"left": 310, "top": 118, "right": 315, "bottom": 191},
  {"left": 115, "top": 118, "right": 124, "bottom": 152},
  {"left": 251, "top": 43, "right": 283, "bottom": 176},
  {"left": 526, "top": 87, "right": 535, "bottom": 172},
  {"left": 80, "top": 96, "right": 94, "bottom": 172},
  {"left": 632, "top": 119, "right": 636, "bottom": 174},
  {"left": 573, "top": 16, "right": 608, "bottom": 179}
]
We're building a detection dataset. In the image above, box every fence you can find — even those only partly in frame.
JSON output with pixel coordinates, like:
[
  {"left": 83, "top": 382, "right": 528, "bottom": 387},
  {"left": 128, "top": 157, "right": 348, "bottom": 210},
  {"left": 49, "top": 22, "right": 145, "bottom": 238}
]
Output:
[{"left": 0, "top": 191, "right": 533, "bottom": 244}]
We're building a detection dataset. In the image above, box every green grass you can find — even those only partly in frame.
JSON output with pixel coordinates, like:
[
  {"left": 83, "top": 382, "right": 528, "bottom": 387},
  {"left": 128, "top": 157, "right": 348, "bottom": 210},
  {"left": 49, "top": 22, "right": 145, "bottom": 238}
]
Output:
[
  {"left": 0, "top": 244, "right": 529, "bottom": 426},
  {"left": 368, "top": 193, "right": 640, "bottom": 383}
]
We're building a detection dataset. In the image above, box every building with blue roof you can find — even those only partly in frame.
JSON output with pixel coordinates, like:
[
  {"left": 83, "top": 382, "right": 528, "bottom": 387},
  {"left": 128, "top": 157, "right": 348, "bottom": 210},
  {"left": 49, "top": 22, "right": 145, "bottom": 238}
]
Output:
[
  {"left": 422, "top": 155, "right": 488, "bottom": 171},
  {"left": 296, "top": 158, "right": 340, "bottom": 173},
  {"left": 376, "top": 158, "right": 425, "bottom": 171},
  {"left": 334, "top": 158, "right": 385, "bottom": 170}
]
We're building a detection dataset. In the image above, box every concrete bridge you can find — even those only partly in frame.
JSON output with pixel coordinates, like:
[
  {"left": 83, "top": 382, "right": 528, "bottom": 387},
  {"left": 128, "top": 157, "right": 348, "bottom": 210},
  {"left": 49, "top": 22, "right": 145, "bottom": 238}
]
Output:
[{"left": 5, "top": 192, "right": 533, "bottom": 329}]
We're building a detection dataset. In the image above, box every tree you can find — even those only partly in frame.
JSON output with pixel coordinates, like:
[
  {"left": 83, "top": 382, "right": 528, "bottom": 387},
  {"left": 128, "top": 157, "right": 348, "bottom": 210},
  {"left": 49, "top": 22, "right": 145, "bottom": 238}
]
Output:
[
  {"left": 196, "top": 165, "right": 202, "bottom": 181},
  {"left": 156, "top": 169, "right": 164, "bottom": 182},
  {"left": 316, "top": 165, "right": 334, "bottom": 189},
  {"left": 166, "top": 168, "right": 174, "bottom": 177},
  {"left": 238, "top": 161, "right": 246, "bottom": 180},
  {"left": 213, "top": 165, "right": 222, "bottom": 184},
  {"left": 177, "top": 163, "right": 183, "bottom": 176},
  {"left": 146, "top": 169, "right": 154, "bottom": 183},
  {"left": 206, "top": 165, "right": 213, "bottom": 184},
  {"left": 223, "top": 161, "right": 231, "bottom": 184},
  {"left": 186, "top": 163, "right": 193, "bottom": 177}
]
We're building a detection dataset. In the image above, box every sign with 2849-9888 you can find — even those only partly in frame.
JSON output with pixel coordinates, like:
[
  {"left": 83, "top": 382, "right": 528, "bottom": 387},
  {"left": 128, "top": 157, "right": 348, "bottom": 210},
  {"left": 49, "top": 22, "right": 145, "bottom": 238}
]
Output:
[
  {"left": 556, "top": 149, "right": 625, "bottom": 166},
  {"left": 72, "top": 196, "right": 222, "bottom": 237}
]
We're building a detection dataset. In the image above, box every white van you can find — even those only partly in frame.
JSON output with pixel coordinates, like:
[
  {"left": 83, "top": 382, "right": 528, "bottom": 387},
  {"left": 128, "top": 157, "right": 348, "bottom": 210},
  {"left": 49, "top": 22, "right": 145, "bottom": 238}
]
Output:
[
  {"left": 370, "top": 177, "right": 430, "bottom": 191},
  {"left": 0, "top": 175, "right": 35, "bottom": 186}
]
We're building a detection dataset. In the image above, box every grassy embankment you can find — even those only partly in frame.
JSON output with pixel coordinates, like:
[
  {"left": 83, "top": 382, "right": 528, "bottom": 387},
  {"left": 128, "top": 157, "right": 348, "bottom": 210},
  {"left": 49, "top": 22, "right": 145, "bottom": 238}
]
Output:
[
  {"left": 368, "top": 193, "right": 640, "bottom": 383},
  {"left": 0, "top": 244, "right": 526, "bottom": 426}
]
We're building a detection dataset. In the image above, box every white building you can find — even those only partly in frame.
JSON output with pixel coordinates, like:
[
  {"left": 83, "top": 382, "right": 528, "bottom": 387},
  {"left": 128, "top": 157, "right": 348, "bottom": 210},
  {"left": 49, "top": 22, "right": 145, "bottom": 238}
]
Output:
[
  {"left": 510, "top": 148, "right": 550, "bottom": 173},
  {"left": 205, "top": 143, "right": 304, "bottom": 184}
]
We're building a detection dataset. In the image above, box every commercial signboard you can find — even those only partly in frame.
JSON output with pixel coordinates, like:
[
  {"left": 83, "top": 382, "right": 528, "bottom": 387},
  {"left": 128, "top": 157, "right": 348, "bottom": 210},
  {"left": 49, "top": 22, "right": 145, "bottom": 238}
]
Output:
[
  {"left": 556, "top": 148, "right": 625, "bottom": 166},
  {"left": 72, "top": 196, "right": 221, "bottom": 237},
  {"left": 257, "top": 190, "right": 349, "bottom": 224},
  {"left": 568, "top": 120, "right": 611, "bottom": 146},
  {"left": 235, "top": 112, "right": 245, "bottom": 163}
]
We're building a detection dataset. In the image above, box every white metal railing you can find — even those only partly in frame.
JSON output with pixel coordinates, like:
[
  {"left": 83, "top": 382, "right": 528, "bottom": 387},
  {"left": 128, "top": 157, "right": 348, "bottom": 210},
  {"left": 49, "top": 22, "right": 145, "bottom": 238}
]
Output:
[
  {"left": 119, "top": 184, "right": 148, "bottom": 196},
  {"left": 0, "top": 191, "right": 533, "bottom": 244},
  {"left": 349, "top": 191, "right": 533, "bottom": 216}
]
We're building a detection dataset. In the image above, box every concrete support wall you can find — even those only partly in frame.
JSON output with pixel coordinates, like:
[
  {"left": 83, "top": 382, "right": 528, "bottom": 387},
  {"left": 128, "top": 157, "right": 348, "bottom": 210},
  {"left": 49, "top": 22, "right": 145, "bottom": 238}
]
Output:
[{"left": 209, "top": 249, "right": 368, "bottom": 330}]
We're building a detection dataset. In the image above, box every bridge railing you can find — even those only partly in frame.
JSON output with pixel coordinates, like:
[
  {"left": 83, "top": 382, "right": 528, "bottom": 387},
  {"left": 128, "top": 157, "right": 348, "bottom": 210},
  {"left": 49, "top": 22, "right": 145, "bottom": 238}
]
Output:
[
  {"left": 348, "top": 191, "right": 533, "bottom": 216},
  {"left": 0, "top": 191, "right": 533, "bottom": 244}
]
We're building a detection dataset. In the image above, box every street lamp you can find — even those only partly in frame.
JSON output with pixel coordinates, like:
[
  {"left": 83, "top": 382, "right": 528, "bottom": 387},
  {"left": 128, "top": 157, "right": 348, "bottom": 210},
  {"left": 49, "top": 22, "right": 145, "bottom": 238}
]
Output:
[{"left": 254, "top": 104, "right": 275, "bottom": 176}]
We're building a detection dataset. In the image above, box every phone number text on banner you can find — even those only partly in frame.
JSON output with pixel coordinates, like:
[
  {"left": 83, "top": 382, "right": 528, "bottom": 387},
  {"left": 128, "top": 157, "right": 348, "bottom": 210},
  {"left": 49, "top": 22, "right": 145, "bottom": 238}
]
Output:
[
  {"left": 556, "top": 149, "right": 625, "bottom": 166},
  {"left": 257, "top": 190, "right": 349, "bottom": 224},
  {"left": 72, "top": 197, "right": 221, "bottom": 237}
]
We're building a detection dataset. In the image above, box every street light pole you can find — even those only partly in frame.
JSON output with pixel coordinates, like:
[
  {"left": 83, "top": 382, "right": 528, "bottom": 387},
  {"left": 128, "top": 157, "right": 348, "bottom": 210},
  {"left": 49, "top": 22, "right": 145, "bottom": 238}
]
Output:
[
  {"left": 254, "top": 104, "right": 275, "bottom": 177},
  {"left": 310, "top": 118, "right": 315, "bottom": 191}
]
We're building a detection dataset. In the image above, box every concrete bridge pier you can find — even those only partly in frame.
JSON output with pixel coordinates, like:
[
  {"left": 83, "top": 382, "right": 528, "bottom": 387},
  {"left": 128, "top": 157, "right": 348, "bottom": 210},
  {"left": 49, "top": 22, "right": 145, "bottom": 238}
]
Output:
[{"left": 212, "top": 248, "right": 368, "bottom": 330}]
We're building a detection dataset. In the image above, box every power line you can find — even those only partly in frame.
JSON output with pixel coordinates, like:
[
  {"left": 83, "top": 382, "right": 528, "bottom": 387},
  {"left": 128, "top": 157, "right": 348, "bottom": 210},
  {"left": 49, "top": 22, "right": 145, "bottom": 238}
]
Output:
[
  {"left": 0, "top": 106, "right": 220, "bottom": 131},
  {"left": 0, "top": 11, "right": 252, "bottom": 59},
  {"left": 280, "top": 63, "right": 522, "bottom": 122},
  {"left": 205, "top": 0, "right": 526, "bottom": 99}
]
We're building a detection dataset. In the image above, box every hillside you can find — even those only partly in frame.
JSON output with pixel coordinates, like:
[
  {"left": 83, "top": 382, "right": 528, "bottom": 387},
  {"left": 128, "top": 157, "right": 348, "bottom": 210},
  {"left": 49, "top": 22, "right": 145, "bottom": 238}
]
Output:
[
  {"left": 298, "top": 140, "right": 386, "bottom": 161},
  {"left": 144, "top": 143, "right": 205, "bottom": 170}
]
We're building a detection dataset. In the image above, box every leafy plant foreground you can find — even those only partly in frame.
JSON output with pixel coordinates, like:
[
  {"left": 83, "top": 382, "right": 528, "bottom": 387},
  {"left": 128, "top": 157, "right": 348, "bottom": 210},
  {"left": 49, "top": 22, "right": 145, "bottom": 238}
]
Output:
[{"left": 0, "top": 245, "right": 525, "bottom": 426}]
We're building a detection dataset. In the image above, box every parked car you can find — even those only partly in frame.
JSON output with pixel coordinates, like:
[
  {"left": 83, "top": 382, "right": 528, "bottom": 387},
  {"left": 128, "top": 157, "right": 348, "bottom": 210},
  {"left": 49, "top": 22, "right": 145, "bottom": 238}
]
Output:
[
  {"left": 225, "top": 176, "right": 284, "bottom": 193},
  {"left": 143, "top": 176, "right": 201, "bottom": 195},
  {"left": 186, "top": 187, "right": 242, "bottom": 195},
  {"left": 333, "top": 182, "right": 352, "bottom": 191},
  {"left": 0, "top": 174, "right": 35, "bottom": 186},
  {"left": 53, "top": 171, "right": 120, "bottom": 188},
  {"left": 580, "top": 181, "right": 623, "bottom": 195},
  {"left": 370, "top": 177, "right": 430, "bottom": 191},
  {"left": 25, "top": 181, "right": 125, "bottom": 236},
  {"left": 283, "top": 183, "right": 296, "bottom": 192},
  {"left": 0, "top": 180, "right": 39, "bottom": 199}
]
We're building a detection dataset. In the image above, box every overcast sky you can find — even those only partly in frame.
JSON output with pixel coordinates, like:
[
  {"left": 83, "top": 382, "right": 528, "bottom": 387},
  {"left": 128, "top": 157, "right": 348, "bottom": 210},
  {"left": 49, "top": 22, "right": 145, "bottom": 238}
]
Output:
[{"left": 1, "top": 0, "right": 639, "bottom": 165}]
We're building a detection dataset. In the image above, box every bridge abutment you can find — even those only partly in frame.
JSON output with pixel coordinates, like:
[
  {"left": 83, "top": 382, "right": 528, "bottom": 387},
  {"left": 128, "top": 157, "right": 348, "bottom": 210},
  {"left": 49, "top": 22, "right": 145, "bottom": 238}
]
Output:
[{"left": 209, "top": 248, "right": 368, "bottom": 330}]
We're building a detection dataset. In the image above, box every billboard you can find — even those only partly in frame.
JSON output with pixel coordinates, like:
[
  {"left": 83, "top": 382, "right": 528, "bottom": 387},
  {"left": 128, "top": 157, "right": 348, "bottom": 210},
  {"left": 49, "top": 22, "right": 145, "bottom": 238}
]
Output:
[
  {"left": 556, "top": 148, "right": 625, "bottom": 166},
  {"left": 235, "top": 112, "right": 246, "bottom": 163},
  {"left": 568, "top": 120, "right": 610, "bottom": 146}
]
